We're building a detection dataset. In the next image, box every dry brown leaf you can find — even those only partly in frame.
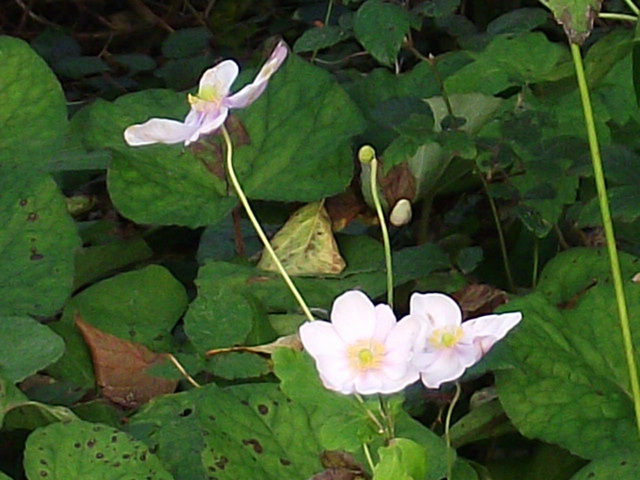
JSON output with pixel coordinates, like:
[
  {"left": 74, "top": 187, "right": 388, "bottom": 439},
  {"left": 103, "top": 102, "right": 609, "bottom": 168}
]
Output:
[
  {"left": 75, "top": 314, "right": 177, "bottom": 408},
  {"left": 325, "top": 189, "right": 367, "bottom": 231},
  {"left": 453, "top": 284, "right": 508, "bottom": 319}
]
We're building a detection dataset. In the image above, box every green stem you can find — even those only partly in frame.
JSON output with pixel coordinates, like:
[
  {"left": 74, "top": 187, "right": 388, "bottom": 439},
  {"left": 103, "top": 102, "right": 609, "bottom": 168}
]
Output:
[
  {"left": 363, "top": 442, "right": 375, "bottom": 472},
  {"left": 531, "top": 236, "right": 539, "bottom": 289},
  {"left": 445, "top": 382, "right": 462, "bottom": 480},
  {"left": 370, "top": 157, "right": 394, "bottom": 307},
  {"left": 570, "top": 42, "right": 640, "bottom": 437},
  {"left": 355, "top": 393, "right": 385, "bottom": 434},
  {"left": 221, "top": 125, "right": 315, "bottom": 323},
  {"left": 477, "top": 171, "right": 515, "bottom": 291},
  {"left": 310, "top": 0, "right": 334, "bottom": 63},
  {"left": 599, "top": 12, "right": 638, "bottom": 21},
  {"left": 623, "top": 0, "right": 640, "bottom": 16}
]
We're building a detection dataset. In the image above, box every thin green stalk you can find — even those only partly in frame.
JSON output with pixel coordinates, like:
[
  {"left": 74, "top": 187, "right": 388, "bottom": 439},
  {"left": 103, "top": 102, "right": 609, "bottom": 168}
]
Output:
[
  {"left": 570, "top": 42, "right": 640, "bottom": 436},
  {"left": 221, "top": 125, "right": 315, "bottom": 323},
  {"left": 444, "top": 382, "right": 462, "bottom": 480},
  {"left": 599, "top": 12, "right": 638, "bottom": 21},
  {"left": 623, "top": 0, "right": 640, "bottom": 16},
  {"left": 370, "top": 157, "right": 394, "bottom": 307},
  {"left": 355, "top": 393, "right": 385, "bottom": 434},
  {"left": 478, "top": 171, "right": 515, "bottom": 291},
  {"left": 310, "top": 0, "right": 334, "bottom": 63},
  {"left": 532, "top": 236, "right": 539, "bottom": 289},
  {"left": 363, "top": 442, "right": 375, "bottom": 472}
]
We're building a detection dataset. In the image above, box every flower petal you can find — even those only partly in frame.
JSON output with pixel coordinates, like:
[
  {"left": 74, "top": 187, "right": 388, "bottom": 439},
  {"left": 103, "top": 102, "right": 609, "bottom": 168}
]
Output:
[
  {"left": 198, "top": 60, "right": 239, "bottom": 100},
  {"left": 315, "top": 354, "right": 356, "bottom": 394},
  {"left": 330, "top": 290, "right": 377, "bottom": 343},
  {"left": 371, "top": 304, "right": 396, "bottom": 342},
  {"left": 409, "top": 292, "right": 462, "bottom": 329},
  {"left": 418, "top": 349, "right": 467, "bottom": 389},
  {"left": 299, "top": 321, "right": 345, "bottom": 358},
  {"left": 123, "top": 118, "right": 198, "bottom": 146},
  {"left": 225, "top": 41, "right": 288, "bottom": 109},
  {"left": 463, "top": 311, "right": 522, "bottom": 356},
  {"left": 354, "top": 372, "right": 384, "bottom": 395}
]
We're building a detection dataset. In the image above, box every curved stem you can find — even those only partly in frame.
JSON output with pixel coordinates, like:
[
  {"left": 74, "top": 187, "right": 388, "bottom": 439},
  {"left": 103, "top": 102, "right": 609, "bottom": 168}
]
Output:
[
  {"left": 623, "top": 0, "right": 640, "bottom": 16},
  {"left": 221, "top": 125, "right": 315, "bottom": 322},
  {"left": 370, "top": 158, "right": 394, "bottom": 307},
  {"left": 363, "top": 442, "right": 375, "bottom": 472},
  {"left": 355, "top": 393, "right": 385, "bottom": 434},
  {"left": 444, "top": 382, "right": 462, "bottom": 480},
  {"left": 167, "top": 353, "right": 201, "bottom": 388},
  {"left": 570, "top": 42, "right": 640, "bottom": 437},
  {"left": 477, "top": 171, "right": 515, "bottom": 291},
  {"left": 599, "top": 12, "right": 638, "bottom": 21}
]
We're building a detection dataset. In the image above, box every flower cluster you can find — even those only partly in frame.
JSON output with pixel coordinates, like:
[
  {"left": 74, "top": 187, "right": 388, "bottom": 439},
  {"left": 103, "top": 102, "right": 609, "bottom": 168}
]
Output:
[{"left": 299, "top": 290, "right": 521, "bottom": 394}]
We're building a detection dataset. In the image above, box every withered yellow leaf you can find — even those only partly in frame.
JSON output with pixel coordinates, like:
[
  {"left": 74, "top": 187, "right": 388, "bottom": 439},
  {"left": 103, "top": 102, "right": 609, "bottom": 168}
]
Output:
[{"left": 257, "top": 202, "right": 346, "bottom": 276}]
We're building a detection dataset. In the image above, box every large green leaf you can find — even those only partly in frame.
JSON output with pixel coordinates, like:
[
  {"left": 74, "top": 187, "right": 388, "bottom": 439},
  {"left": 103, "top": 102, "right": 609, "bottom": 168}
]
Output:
[
  {"left": 495, "top": 248, "right": 640, "bottom": 459},
  {"left": 0, "top": 174, "right": 80, "bottom": 317},
  {"left": 373, "top": 438, "right": 429, "bottom": 480},
  {"left": 48, "top": 265, "right": 188, "bottom": 388},
  {"left": 24, "top": 420, "right": 174, "bottom": 480},
  {"left": 0, "top": 36, "right": 68, "bottom": 167},
  {"left": 0, "top": 317, "right": 64, "bottom": 383},
  {"left": 127, "top": 381, "right": 324, "bottom": 480}
]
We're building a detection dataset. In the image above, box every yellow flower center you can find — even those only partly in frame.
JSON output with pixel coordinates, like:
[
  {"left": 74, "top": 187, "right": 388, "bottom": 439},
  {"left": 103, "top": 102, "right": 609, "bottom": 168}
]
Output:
[
  {"left": 429, "top": 327, "right": 463, "bottom": 349},
  {"left": 187, "top": 83, "right": 224, "bottom": 111},
  {"left": 347, "top": 340, "right": 385, "bottom": 372}
]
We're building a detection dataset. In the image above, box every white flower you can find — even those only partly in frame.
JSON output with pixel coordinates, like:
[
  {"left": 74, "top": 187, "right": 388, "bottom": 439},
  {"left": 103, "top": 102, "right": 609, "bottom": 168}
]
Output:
[
  {"left": 406, "top": 293, "right": 522, "bottom": 389},
  {"left": 299, "top": 290, "right": 420, "bottom": 395},
  {"left": 124, "top": 40, "right": 288, "bottom": 146}
]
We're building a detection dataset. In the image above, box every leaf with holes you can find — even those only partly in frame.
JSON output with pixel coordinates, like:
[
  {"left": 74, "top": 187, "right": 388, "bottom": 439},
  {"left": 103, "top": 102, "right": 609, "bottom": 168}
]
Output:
[
  {"left": 0, "top": 174, "right": 80, "bottom": 317},
  {"left": 24, "top": 420, "right": 174, "bottom": 480},
  {"left": 126, "top": 382, "right": 324, "bottom": 480}
]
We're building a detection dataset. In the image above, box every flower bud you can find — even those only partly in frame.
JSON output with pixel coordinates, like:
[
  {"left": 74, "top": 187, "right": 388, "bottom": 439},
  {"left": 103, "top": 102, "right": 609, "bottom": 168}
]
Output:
[
  {"left": 358, "top": 145, "right": 376, "bottom": 164},
  {"left": 390, "top": 198, "right": 412, "bottom": 227}
]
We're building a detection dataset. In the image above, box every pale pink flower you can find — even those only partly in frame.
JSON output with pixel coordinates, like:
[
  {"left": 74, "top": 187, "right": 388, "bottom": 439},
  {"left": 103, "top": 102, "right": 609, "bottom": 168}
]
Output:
[
  {"left": 406, "top": 293, "right": 521, "bottom": 389},
  {"left": 124, "top": 40, "right": 288, "bottom": 146},
  {"left": 299, "top": 290, "right": 420, "bottom": 395}
]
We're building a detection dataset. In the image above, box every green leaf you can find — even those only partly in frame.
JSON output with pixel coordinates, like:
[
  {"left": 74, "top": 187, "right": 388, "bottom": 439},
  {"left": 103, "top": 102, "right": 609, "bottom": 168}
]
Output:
[
  {"left": 373, "top": 438, "right": 429, "bottom": 480},
  {"left": 48, "top": 265, "right": 188, "bottom": 388},
  {"left": 73, "top": 237, "right": 153, "bottom": 290},
  {"left": 585, "top": 29, "right": 633, "bottom": 88},
  {"left": 414, "top": 0, "right": 461, "bottom": 18},
  {"left": 293, "top": 26, "right": 352, "bottom": 53},
  {"left": 24, "top": 420, "right": 174, "bottom": 480},
  {"left": 354, "top": 0, "right": 414, "bottom": 66},
  {"left": 127, "top": 381, "right": 324, "bottom": 480},
  {"left": 570, "top": 452, "right": 640, "bottom": 479},
  {"left": 633, "top": 19, "right": 640, "bottom": 107},
  {"left": 425, "top": 93, "right": 503, "bottom": 134},
  {"left": 54, "top": 56, "right": 110, "bottom": 79},
  {"left": 273, "top": 348, "right": 374, "bottom": 451},
  {"left": 539, "top": 0, "right": 603, "bottom": 44},
  {"left": 0, "top": 174, "right": 80, "bottom": 317},
  {"left": 449, "top": 398, "right": 514, "bottom": 448},
  {"left": 184, "top": 286, "right": 257, "bottom": 353},
  {"left": 495, "top": 247, "right": 640, "bottom": 459},
  {"left": 444, "top": 33, "right": 570, "bottom": 94},
  {"left": 0, "top": 36, "right": 69, "bottom": 166},
  {"left": 0, "top": 317, "right": 64, "bottom": 383},
  {"left": 234, "top": 54, "right": 365, "bottom": 201},
  {"left": 486, "top": 8, "right": 550, "bottom": 35},
  {"left": 578, "top": 186, "right": 640, "bottom": 225},
  {"left": 257, "top": 202, "right": 346, "bottom": 276}
]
